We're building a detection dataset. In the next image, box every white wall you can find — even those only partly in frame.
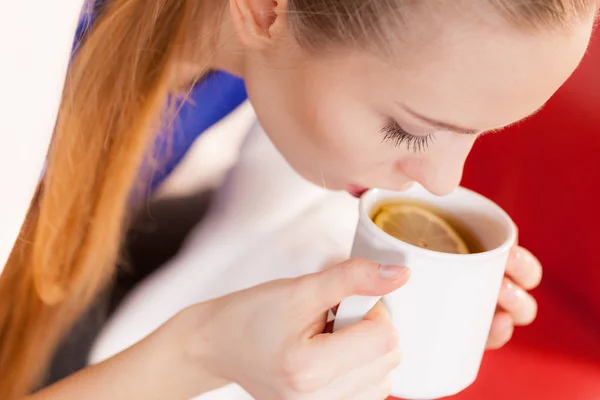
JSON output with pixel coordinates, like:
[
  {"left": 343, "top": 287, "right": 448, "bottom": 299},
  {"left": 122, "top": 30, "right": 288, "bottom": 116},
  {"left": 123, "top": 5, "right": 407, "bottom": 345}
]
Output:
[{"left": 0, "top": 1, "right": 86, "bottom": 272}]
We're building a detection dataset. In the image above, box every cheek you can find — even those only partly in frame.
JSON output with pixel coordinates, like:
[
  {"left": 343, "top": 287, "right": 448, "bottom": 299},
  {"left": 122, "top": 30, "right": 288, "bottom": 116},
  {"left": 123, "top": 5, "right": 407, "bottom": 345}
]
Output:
[
  {"left": 397, "top": 133, "right": 477, "bottom": 195},
  {"left": 243, "top": 66, "right": 357, "bottom": 182},
  {"left": 307, "top": 93, "right": 399, "bottom": 169},
  {"left": 245, "top": 60, "right": 401, "bottom": 184}
]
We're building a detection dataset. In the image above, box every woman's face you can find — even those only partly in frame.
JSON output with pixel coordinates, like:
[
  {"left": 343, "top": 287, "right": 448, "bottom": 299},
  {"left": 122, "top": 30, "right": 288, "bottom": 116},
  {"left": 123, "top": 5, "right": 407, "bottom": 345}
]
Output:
[{"left": 239, "top": 8, "right": 595, "bottom": 195}]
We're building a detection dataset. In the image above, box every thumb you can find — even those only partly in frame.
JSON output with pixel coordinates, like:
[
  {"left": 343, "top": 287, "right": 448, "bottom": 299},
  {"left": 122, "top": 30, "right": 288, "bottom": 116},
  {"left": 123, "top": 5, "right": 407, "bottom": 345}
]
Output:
[{"left": 301, "top": 258, "right": 410, "bottom": 314}]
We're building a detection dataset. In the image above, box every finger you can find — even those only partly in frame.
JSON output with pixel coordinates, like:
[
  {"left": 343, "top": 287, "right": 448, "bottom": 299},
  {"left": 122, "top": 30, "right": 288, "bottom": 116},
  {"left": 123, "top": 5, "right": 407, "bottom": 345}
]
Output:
[
  {"left": 301, "top": 258, "right": 410, "bottom": 313},
  {"left": 505, "top": 247, "right": 543, "bottom": 290},
  {"left": 295, "top": 307, "right": 399, "bottom": 392},
  {"left": 318, "top": 352, "right": 399, "bottom": 399},
  {"left": 486, "top": 311, "right": 514, "bottom": 350},
  {"left": 346, "top": 378, "right": 393, "bottom": 400},
  {"left": 498, "top": 277, "right": 538, "bottom": 326},
  {"left": 364, "top": 301, "right": 392, "bottom": 323}
]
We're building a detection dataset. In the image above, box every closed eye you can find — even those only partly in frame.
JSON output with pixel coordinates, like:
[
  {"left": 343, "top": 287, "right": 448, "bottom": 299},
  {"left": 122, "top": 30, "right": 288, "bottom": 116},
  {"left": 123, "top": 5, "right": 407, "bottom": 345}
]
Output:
[{"left": 380, "top": 121, "right": 435, "bottom": 152}]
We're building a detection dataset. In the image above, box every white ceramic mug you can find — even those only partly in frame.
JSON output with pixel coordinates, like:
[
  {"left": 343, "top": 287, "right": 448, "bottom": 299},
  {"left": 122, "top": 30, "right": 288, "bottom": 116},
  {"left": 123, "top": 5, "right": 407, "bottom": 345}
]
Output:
[{"left": 333, "top": 185, "right": 517, "bottom": 400}]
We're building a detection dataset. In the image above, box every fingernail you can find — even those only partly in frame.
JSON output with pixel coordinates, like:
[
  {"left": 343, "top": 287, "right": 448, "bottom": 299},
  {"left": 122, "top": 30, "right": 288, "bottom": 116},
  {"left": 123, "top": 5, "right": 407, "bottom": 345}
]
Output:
[{"left": 379, "top": 265, "right": 409, "bottom": 279}]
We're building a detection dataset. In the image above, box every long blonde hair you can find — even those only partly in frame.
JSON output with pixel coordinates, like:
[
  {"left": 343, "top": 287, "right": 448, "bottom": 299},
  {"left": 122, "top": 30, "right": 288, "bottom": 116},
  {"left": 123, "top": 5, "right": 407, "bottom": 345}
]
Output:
[{"left": 0, "top": 0, "right": 595, "bottom": 397}]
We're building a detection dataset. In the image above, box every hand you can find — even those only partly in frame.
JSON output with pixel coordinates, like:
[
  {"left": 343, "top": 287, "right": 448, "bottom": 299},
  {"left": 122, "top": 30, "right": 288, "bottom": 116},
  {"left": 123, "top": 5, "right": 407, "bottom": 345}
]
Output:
[
  {"left": 487, "top": 246, "right": 543, "bottom": 349},
  {"left": 185, "top": 259, "right": 410, "bottom": 400}
]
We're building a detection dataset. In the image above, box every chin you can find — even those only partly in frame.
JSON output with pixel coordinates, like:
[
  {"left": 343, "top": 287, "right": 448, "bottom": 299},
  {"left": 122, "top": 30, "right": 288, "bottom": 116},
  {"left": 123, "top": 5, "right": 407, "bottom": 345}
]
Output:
[
  {"left": 292, "top": 167, "right": 374, "bottom": 196},
  {"left": 291, "top": 168, "right": 345, "bottom": 191}
]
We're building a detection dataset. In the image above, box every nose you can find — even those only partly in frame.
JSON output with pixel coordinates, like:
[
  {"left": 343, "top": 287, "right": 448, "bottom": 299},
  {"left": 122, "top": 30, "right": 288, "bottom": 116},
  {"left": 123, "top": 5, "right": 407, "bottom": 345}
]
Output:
[
  {"left": 421, "top": 163, "right": 465, "bottom": 196},
  {"left": 399, "top": 137, "right": 475, "bottom": 196}
]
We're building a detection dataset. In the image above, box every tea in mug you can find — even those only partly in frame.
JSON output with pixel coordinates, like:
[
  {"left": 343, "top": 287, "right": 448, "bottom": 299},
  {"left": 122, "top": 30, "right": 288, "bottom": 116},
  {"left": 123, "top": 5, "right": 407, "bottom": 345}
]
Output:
[{"left": 370, "top": 199, "right": 484, "bottom": 254}]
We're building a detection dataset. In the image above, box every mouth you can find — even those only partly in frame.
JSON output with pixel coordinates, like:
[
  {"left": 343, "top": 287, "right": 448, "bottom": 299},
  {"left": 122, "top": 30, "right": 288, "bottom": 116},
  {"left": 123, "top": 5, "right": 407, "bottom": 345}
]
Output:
[
  {"left": 346, "top": 182, "right": 416, "bottom": 198},
  {"left": 346, "top": 184, "right": 369, "bottom": 198}
]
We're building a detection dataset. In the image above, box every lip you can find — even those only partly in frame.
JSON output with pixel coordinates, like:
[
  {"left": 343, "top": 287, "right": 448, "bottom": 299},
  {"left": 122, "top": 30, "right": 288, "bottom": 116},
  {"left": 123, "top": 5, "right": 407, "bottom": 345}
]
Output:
[
  {"left": 346, "top": 185, "right": 369, "bottom": 198},
  {"left": 346, "top": 182, "right": 416, "bottom": 198}
]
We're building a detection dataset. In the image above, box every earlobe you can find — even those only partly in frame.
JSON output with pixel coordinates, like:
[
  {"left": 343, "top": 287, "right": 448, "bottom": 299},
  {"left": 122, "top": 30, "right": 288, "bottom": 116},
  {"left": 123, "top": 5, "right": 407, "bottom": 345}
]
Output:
[{"left": 229, "top": 0, "right": 284, "bottom": 48}]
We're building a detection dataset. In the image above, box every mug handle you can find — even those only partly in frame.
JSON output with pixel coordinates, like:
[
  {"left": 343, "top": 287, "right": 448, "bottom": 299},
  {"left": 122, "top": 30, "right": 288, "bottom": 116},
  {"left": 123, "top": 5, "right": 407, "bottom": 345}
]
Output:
[{"left": 333, "top": 295, "right": 382, "bottom": 331}]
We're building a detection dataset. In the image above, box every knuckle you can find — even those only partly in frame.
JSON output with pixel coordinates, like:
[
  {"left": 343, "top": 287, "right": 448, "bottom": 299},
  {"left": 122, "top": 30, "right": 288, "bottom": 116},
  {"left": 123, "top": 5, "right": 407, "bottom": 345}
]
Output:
[
  {"left": 374, "top": 321, "right": 399, "bottom": 354},
  {"left": 491, "top": 333, "right": 511, "bottom": 350},
  {"left": 279, "top": 349, "right": 320, "bottom": 393},
  {"left": 520, "top": 299, "right": 538, "bottom": 326},
  {"left": 500, "top": 328, "right": 514, "bottom": 348},
  {"left": 487, "top": 326, "right": 512, "bottom": 350},
  {"left": 519, "top": 249, "right": 543, "bottom": 289},
  {"left": 387, "top": 349, "right": 402, "bottom": 370},
  {"left": 502, "top": 331, "right": 514, "bottom": 347},
  {"left": 382, "top": 378, "right": 393, "bottom": 397},
  {"left": 369, "top": 378, "right": 393, "bottom": 400},
  {"left": 337, "top": 258, "right": 361, "bottom": 283},
  {"left": 486, "top": 339, "right": 502, "bottom": 350},
  {"left": 528, "top": 266, "right": 543, "bottom": 290},
  {"left": 361, "top": 320, "right": 399, "bottom": 359},
  {"left": 338, "top": 258, "right": 373, "bottom": 281}
]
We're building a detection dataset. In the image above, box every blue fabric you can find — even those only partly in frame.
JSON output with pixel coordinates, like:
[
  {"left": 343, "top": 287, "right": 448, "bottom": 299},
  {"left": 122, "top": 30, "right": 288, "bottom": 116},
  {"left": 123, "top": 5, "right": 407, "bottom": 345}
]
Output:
[
  {"left": 75, "top": 2, "right": 248, "bottom": 192},
  {"left": 149, "top": 74, "right": 248, "bottom": 190}
]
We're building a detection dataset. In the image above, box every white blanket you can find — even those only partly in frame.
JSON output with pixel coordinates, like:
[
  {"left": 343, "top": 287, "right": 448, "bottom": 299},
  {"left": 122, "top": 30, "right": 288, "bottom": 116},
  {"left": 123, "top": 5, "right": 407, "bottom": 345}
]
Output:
[{"left": 89, "top": 105, "right": 359, "bottom": 399}]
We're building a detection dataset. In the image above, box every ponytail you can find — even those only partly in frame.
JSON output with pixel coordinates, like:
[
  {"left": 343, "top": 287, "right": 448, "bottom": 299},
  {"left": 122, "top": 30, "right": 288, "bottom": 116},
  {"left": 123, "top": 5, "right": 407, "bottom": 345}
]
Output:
[{"left": 0, "top": 0, "right": 211, "bottom": 396}]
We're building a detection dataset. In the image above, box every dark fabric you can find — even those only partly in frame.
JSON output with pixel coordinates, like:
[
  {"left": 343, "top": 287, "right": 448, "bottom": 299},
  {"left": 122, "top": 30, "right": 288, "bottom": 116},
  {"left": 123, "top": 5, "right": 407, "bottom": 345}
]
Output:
[{"left": 45, "top": 190, "right": 214, "bottom": 387}]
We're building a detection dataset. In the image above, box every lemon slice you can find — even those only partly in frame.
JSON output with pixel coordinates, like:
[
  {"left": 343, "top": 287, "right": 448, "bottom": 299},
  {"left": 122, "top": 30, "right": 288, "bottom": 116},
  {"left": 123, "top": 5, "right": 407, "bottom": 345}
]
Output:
[{"left": 373, "top": 204, "right": 469, "bottom": 254}]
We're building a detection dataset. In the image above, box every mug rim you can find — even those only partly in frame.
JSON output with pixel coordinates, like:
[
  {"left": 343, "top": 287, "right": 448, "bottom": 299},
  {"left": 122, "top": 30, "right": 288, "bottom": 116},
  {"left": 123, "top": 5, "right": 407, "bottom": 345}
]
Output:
[{"left": 359, "top": 186, "right": 517, "bottom": 261}]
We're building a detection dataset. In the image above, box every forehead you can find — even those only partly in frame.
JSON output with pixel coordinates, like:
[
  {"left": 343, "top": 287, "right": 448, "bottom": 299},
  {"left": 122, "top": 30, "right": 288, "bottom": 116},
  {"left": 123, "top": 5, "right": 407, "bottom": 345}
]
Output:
[{"left": 311, "top": 13, "right": 594, "bottom": 132}]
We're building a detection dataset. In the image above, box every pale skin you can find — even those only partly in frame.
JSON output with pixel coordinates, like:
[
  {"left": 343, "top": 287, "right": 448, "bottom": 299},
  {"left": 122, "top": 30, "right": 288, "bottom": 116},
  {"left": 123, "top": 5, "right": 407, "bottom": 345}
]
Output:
[{"left": 27, "top": 0, "right": 596, "bottom": 399}]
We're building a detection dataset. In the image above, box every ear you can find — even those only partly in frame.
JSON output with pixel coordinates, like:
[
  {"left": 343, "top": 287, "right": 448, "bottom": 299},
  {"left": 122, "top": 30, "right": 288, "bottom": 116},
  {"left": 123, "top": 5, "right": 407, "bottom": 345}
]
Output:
[{"left": 229, "top": 0, "right": 288, "bottom": 48}]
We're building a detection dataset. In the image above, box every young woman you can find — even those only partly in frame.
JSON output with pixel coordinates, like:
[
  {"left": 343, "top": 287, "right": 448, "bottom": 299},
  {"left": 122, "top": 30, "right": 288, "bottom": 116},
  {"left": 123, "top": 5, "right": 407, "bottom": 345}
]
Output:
[{"left": 1, "top": 0, "right": 596, "bottom": 399}]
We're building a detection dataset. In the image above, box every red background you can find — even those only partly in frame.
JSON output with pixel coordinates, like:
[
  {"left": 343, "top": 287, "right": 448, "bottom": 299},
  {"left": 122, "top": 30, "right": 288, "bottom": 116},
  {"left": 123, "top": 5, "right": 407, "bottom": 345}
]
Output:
[{"left": 391, "top": 29, "right": 600, "bottom": 400}]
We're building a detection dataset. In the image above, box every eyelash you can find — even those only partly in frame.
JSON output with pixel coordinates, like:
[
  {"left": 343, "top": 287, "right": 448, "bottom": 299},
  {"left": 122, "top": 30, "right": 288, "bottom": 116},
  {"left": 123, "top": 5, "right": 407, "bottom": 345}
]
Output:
[{"left": 380, "top": 121, "right": 435, "bottom": 152}]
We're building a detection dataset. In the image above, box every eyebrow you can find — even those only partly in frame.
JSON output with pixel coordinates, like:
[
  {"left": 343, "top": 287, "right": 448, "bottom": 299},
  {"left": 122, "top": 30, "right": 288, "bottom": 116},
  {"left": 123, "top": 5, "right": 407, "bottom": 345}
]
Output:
[
  {"left": 400, "top": 104, "right": 479, "bottom": 135},
  {"left": 400, "top": 102, "right": 548, "bottom": 135}
]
